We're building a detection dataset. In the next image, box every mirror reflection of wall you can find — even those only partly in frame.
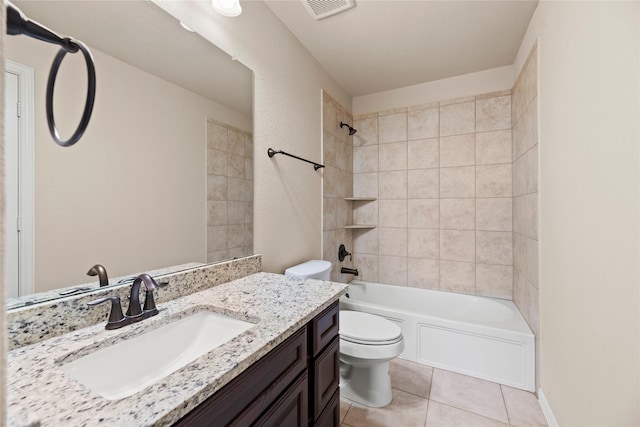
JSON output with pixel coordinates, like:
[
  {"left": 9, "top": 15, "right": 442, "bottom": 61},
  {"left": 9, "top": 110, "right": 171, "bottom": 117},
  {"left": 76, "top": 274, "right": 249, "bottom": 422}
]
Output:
[
  {"left": 206, "top": 119, "right": 253, "bottom": 262},
  {"left": 3, "top": 0, "right": 253, "bottom": 300}
]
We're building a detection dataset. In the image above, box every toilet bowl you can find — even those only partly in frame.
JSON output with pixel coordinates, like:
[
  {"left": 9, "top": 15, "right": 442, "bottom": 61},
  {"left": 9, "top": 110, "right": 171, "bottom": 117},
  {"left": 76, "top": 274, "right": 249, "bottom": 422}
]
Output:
[{"left": 284, "top": 260, "right": 404, "bottom": 408}]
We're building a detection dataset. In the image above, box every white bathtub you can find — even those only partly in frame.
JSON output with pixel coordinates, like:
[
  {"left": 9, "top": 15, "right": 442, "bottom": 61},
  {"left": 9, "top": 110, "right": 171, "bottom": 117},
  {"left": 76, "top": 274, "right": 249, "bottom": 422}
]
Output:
[{"left": 340, "top": 280, "right": 535, "bottom": 392}]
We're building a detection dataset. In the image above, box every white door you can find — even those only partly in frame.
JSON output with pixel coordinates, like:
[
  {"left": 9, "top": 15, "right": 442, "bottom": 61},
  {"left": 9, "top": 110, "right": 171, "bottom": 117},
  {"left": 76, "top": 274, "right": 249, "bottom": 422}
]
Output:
[
  {"left": 4, "top": 61, "right": 34, "bottom": 298},
  {"left": 4, "top": 70, "right": 20, "bottom": 298}
]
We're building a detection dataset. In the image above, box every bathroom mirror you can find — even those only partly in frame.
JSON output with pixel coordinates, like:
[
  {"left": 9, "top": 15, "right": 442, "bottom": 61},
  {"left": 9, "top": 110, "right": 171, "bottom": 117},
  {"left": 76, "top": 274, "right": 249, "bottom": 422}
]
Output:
[{"left": 3, "top": 0, "right": 254, "bottom": 307}]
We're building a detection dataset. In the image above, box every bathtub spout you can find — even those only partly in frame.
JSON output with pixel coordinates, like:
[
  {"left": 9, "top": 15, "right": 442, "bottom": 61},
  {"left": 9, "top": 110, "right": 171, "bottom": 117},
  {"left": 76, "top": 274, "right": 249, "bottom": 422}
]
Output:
[{"left": 341, "top": 267, "right": 359, "bottom": 276}]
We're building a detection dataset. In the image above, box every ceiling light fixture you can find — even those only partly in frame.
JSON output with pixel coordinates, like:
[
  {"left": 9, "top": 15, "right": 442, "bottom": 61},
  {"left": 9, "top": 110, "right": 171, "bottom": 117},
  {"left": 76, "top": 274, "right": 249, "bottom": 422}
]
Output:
[{"left": 212, "top": 0, "right": 242, "bottom": 17}]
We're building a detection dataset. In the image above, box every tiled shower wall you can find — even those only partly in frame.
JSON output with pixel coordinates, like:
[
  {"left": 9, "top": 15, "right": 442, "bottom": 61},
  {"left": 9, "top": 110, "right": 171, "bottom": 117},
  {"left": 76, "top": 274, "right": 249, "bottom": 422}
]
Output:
[
  {"left": 351, "top": 92, "right": 514, "bottom": 298},
  {"left": 207, "top": 119, "right": 254, "bottom": 262},
  {"left": 512, "top": 45, "right": 539, "bottom": 381},
  {"left": 322, "top": 92, "right": 355, "bottom": 283}
]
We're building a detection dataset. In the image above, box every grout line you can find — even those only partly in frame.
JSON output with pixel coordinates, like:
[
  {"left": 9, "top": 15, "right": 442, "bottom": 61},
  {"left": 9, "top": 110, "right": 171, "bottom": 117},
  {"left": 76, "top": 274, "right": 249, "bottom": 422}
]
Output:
[{"left": 499, "top": 384, "right": 513, "bottom": 426}]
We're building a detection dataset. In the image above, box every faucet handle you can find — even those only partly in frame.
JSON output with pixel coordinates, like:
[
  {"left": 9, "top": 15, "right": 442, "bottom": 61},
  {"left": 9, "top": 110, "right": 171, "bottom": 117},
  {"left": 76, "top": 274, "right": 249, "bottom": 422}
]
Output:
[{"left": 88, "top": 296, "right": 126, "bottom": 329}]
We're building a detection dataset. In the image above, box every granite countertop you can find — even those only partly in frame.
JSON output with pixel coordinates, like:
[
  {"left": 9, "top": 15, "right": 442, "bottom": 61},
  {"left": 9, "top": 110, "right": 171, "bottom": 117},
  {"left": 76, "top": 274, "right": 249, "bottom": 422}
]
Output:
[{"left": 6, "top": 272, "right": 347, "bottom": 426}]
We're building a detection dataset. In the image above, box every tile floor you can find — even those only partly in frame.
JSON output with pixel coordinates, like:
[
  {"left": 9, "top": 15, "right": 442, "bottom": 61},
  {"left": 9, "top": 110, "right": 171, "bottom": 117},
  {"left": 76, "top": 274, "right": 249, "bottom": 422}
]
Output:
[{"left": 340, "top": 359, "right": 548, "bottom": 427}]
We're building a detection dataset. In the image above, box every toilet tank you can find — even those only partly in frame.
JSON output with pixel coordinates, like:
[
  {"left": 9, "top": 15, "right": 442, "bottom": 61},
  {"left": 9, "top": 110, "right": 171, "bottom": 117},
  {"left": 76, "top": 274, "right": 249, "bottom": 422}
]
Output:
[{"left": 284, "top": 260, "right": 331, "bottom": 281}]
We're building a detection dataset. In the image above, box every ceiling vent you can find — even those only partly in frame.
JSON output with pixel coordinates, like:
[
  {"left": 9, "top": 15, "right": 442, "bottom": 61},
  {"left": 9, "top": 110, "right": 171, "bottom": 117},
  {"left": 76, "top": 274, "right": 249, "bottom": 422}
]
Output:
[{"left": 302, "top": 0, "right": 355, "bottom": 20}]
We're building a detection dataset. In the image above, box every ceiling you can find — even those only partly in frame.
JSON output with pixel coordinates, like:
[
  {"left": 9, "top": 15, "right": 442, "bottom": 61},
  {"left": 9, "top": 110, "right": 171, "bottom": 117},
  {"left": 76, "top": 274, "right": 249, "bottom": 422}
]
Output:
[
  {"left": 12, "top": 0, "right": 253, "bottom": 117},
  {"left": 264, "top": 0, "right": 538, "bottom": 97}
]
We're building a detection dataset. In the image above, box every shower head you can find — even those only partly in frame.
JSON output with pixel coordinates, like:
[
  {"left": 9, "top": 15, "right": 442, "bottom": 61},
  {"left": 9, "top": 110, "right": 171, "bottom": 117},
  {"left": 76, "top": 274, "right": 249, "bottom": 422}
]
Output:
[{"left": 340, "top": 121, "right": 357, "bottom": 136}]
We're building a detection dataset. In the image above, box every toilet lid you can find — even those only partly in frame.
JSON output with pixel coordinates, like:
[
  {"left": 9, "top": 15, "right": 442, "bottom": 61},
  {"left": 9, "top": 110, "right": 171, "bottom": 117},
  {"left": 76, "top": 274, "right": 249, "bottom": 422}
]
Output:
[{"left": 340, "top": 311, "right": 402, "bottom": 345}]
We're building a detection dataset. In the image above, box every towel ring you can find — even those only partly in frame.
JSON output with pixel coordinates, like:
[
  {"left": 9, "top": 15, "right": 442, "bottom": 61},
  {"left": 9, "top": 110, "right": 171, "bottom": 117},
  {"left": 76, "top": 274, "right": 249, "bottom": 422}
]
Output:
[{"left": 45, "top": 39, "right": 96, "bottom": 147}]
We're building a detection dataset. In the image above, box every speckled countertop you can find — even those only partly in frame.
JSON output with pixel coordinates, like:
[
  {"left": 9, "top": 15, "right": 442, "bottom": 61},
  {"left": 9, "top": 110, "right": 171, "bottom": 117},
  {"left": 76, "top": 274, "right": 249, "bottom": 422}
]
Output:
[{"left": 6, "top": 272, "right": 347, "bottom": 426}]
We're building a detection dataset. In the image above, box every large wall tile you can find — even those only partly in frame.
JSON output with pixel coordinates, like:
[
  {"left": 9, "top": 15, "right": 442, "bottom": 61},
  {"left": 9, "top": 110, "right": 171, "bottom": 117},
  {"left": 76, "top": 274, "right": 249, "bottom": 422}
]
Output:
[
  {"left": 476, "top": 130, "right": 512, "bottom": 165},
  {"left": 440, "top": 134, "right": 476, "bottom": 167},
  {"left": 354, "top": 145, "right": 379, "bottom": 173},
  {"left": 353, "top": 200, "right": 378, "bottom": 226},
  {"left": 408, "top": 169, "right": 439, "bottom": 199},
  {"left": 354, "top": 228, "right": 378, "bottom": 255},
  {"left": 476, "top": 164, "right": 512, "bottom": 197},
  {"left": 379, "top": 227, "right": 408, "bottom": 257},
  {"left": 513, "top": 144, "right": 538, "bottom": 196},
  {"left": 476, "top": 95, "right": 511, "bottom": 132},
  {"left": 379, "top": 112, "right": 408, "bottom": 143},
  {"left": 353, "top": 172, "right": 378, "bottom": 198},
  {"left": 379, "top": 255, "right": 408, "bottom": 286},
  {"left": 476, "top": 231, "right": 513, "bottom": 265},
  {"left": 440, "top": 101, "right": 475, "bottom": 136},
  {"left": 408, "top": 228, "right": 439, "bottom": 259},
  {"left": 380, "top": 200, "right": 408, "bottom": 227},
  {"left": 408, "top": 138, "right": 439, "bottom": 169},
  {"left": 353, "top": 116, "right": 378, "bottom": 146},
  {"left": 440, "top": 230, "right": 475, "bottom": 262},
  {"left": 408, "top": 199, "right": 440, "bottom": 228},
  {"left": 476, "top": 198, "right": 512, "bottom": 231},
  {"left": 379, "top": 141, "right": 408, "bottom": 171},
  {"left": 379, "top": 171, "right": 407, "bottom": 199},
  {"left": 408, "top": 258, "right": 439, "bottom": 289},
  {"left": 513, "top": 193, "right": 538, "bottom": 239},
  {"left": 354, "top": 253, "right": 379, "bottom": 282},
  {"left": 440, "top": 260, "right": 475, "bottom": 294},
  {"left": 476, "top": 264, "right": 513, "bottom": 298},
  {"left": 440, "top": 166, "right": 475, "bottom": 198},
  {"left": 408, "top": 107, "right": 439, "bottom": 140},
  {"left": 440, "top": 198, "right": 476, "bottom": 230}
]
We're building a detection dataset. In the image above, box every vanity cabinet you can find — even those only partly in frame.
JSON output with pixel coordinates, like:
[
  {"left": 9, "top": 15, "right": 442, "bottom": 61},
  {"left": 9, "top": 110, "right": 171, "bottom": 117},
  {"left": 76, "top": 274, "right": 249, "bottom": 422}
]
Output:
[{"left": 174, "top": 301, "right": 340, "bottom": 427}]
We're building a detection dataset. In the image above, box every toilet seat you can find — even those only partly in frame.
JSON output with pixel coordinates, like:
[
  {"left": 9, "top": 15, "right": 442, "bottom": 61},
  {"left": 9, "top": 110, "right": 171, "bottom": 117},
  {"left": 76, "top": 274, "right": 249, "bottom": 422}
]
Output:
[{"left": 340, "top": 311, "right": 402, "bottom": 345}]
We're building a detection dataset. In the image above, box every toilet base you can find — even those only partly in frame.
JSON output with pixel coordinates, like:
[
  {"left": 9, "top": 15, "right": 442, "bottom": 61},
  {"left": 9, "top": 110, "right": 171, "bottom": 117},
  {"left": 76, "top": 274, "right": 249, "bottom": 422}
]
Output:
[{"left": 340, "top": 361, "right": 393, "bottom": 407}]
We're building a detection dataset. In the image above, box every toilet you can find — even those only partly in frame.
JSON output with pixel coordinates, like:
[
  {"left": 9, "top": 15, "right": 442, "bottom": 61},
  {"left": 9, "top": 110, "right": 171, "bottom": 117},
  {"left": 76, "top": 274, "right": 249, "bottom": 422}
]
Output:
[{"left": 284, "top": 260, "right": 404, "bottom": 408}]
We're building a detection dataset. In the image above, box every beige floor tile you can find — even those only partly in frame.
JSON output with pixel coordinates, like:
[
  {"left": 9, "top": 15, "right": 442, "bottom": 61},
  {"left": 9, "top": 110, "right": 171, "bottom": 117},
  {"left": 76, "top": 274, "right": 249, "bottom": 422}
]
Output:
[
  {"left": 342, "top": 389, "right": 429, "bottom": 427},
  {"left": 501, "top": 386, "right": 548, "bottom": 427},
  {"left": 390, "top": 358, "right": 433, "bottom": 398},
  {"left": 340, "top": 398, "right": 352, "bottom": 423},
  {"left": 430, "top": 369, "right": 509, "bottom": 423},
  {"left": 426, "top": 401, "right": 510, "bottom": 427}
]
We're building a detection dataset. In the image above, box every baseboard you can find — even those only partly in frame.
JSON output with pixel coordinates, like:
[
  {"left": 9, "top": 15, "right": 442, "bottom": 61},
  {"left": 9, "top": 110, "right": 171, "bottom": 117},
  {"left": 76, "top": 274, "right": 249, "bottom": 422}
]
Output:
[{"left": 538, "top": 388, "right": 559, "bottom": 427}]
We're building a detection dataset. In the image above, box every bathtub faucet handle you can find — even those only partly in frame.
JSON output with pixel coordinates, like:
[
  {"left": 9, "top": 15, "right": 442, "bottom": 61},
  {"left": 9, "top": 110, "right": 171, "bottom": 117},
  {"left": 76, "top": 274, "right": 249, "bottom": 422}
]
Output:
[{"left": 338, "top": 244, "right": 352, "bottom": 262}]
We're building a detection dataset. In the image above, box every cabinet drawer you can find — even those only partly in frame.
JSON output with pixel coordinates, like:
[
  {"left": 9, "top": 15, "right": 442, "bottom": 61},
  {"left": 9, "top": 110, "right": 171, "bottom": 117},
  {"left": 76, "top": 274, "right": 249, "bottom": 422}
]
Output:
[
  {"left": 254, "top": 372, "right": 308, "bottom": 427},
  {"left": 312, "top": 301, "right": 339, "bottom": 356},
  {"left": 312, "top": 336, "right": 340, "bottom": 421},
  {"left": 314, "top": 389, "right": 339, "bottom": 427},
  {"left": 173, "top": 328, "right": 307, "bottom": 427}
]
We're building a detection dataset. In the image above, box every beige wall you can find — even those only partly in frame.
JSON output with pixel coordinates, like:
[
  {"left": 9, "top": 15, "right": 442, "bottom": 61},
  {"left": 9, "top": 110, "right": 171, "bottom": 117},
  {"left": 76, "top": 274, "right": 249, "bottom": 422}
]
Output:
[
  {"left": 5, "top": 35, "right": 251, "bottom": 292},
  {"left": 154, "top": 1, "right": 350, "bottom": 274},
  {"left": 322, "top": 91, "right": 354, "bottom": 282},
  {"left": 349, "top": 92, "right": 514, "bottom": 297},
  {"left": 518, "top": 2, "right": 639, "bottom": 425}
]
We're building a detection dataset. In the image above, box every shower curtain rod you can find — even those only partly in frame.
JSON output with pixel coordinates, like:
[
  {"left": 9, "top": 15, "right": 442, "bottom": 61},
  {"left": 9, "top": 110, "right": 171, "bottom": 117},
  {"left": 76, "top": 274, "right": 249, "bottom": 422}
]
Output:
[{"left": 267, "top": 148, "right": 325, "bottom": 171}]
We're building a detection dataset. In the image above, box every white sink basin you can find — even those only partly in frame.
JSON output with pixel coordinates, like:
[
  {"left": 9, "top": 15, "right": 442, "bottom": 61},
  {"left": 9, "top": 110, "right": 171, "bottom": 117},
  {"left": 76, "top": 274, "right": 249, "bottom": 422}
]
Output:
[{"left": 61, "top": 311, "right": 256, "bottom": 400}]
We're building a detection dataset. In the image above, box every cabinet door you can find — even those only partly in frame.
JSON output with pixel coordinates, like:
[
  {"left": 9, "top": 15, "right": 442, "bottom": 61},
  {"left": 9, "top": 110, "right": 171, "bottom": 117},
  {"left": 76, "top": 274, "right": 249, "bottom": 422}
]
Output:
[
  {"left": 312, "top": 337, "right": 340, "bottom": 421},
  {"left": 254, "top": 372, "right": 308, "bottom": 427},
  {"left": 173, "top": 328, "right": 307, "bottom": 427},
  {"left": 314, "top": 390, "right": 339, "bottom": 427},
  {"left": 312, "top": 302, "right": 339, "bottom": 356}
]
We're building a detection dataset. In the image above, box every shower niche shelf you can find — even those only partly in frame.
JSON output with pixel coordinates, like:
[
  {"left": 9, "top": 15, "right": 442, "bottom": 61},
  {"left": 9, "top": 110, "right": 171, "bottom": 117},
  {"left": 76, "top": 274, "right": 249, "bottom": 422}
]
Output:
[{"left": 343, "top": 197, "right": 376, "bottom": 229}]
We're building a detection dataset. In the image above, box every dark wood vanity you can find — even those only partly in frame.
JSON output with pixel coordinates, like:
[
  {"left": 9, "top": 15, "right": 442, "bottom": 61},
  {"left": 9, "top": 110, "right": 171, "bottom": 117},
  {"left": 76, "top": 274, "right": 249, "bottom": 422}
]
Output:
[{"left": 174, "top": 301, "right": 340, "bottom": 427}]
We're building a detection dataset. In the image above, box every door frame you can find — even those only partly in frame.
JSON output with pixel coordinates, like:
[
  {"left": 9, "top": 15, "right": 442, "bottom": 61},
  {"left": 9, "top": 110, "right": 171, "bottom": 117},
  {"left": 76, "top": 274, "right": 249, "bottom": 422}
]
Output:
[{"left": 4, "top": 59, "right": 35, "bottom": 296}]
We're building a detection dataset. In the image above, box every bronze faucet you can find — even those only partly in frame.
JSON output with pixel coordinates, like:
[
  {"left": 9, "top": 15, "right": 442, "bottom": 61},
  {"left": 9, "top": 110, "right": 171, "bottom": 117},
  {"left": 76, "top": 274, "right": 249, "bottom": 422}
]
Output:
[
  {"left": 87, "top": 264, "right": 109, "bottom": 287},
  {"left": 88, "top": 274, "right": 168, "bottom": 330}
]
